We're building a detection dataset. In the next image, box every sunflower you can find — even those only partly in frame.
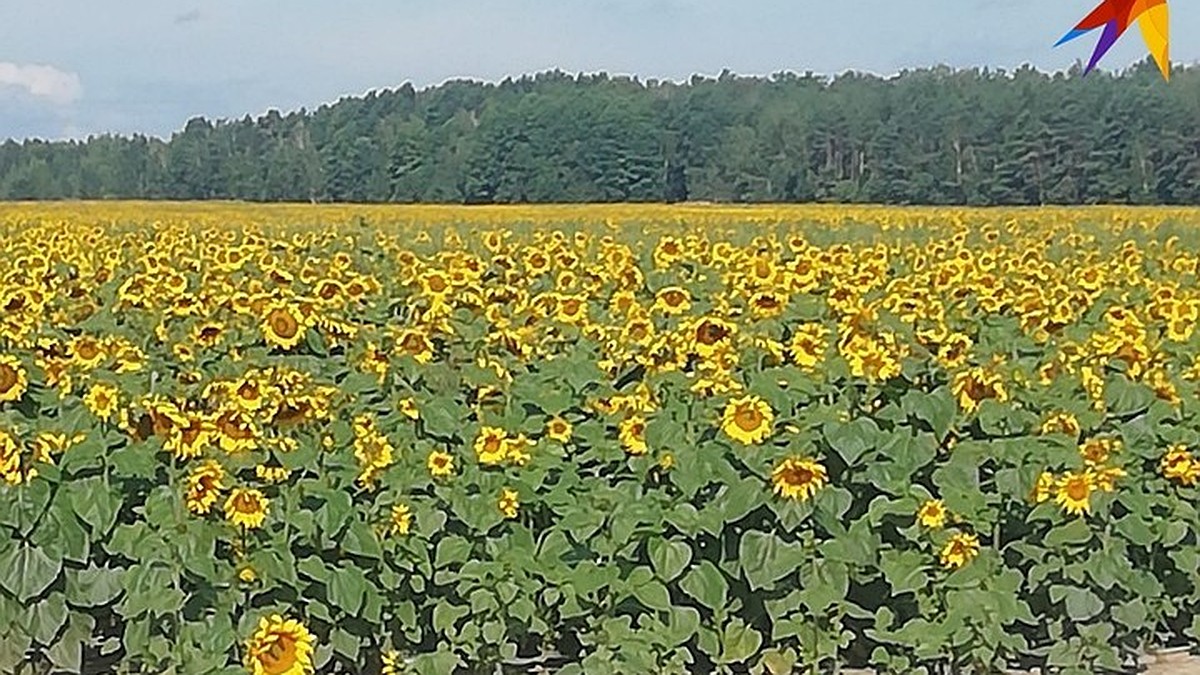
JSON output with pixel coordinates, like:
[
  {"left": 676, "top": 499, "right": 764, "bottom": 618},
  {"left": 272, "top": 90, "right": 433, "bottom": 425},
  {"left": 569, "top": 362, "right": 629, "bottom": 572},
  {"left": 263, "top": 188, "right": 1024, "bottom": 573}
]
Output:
[
  {"left": 618, "top": 416, "right": 648, "bottom": 455},
  {"left": 0, "top": 429, "right": 26, "bottom": 486},
  {"left": 1039, "top": 412, "right": 1081, "bottom": 438},
  {"left": 1092, "top": 465, "right": 1126, "bottom": 493},
  {"left": 388, "top": 503, "right": 413, "bottom": 536},
  {"left": 788, "top": 323, "right": 827, "bottom": 370},
  {"left": 185, "top": 460, "right": 226, "bottom": 515},
  {"left": 394, "top": 329, "right": 435, "bottom": 364},
  {"left": 353, "top": 417, "right": 395, "bottom": 488},
  {"left": 770, "top": 456, "right": 828, "bottom": 502},
  {"left": 255, "top": 465, "right": 292, "bottom": 484},
  {"left": 397, "top": 397, "right": 419, "bottom": 420},
  {"left": 502, "top": 434, "right": 533, "bottom": 466},
  {"left": 427, "top": 450, "right": 455, "bottom": 478},
  {"left": 653, "top": 286, "right": 691, "bottom": 315},
  {"left": 1160, "top": 445, "right": 1196, "bottom": 485},
  {"left": 658, "top": 453, "right": 675, "bottom": 471},
  {"left": 70, "top": 335, "right": 105, "bottom": 369},
  {"left": 83, "top": 383, "right": 121, "bottom": 423},
  {"left": 0, "top": 355, "right": 28, "bottom": 403},
  {"left": 243, "top": 614, "right": 315, "bottom": 675},
  {"left": 498, "top": 488, "right": 520, "bottom": 519},
  {"left": 691, "top": 316, "right": 735, "bottom": 356},
  {"left": 238, "top": 565, "right": 258, "bottom": 584},
  {"left": 721, "top": 395, "right": 774, "bottom": 445},
  {"left": 1055, "top": 470, "right": 1095, "bottom": 517},
  {"left": 939, "top": 532, "right": 981, "bottom": 569},
  {"left": 474, "top": 426, "right": 509, "bottom": 465},
  {"left": 1079, "top": 437, "right": 1119, "bottom": 466},
  {"left": 382, "top": 650, "right": 405, "bottom": 675},
  {"left": 165, "top": 415, "right": 213, "bottom": 460},
  {"left": 261, "top": 302, "right": 306, "bottom": 350},
  {"left": 917, "top": 499, "right": 947, "bottom": 529},
  {"left": 1031, "top": 471, "right": 1056, "bottom": 504},
  {"left": 545, "top": 416, "right": 572, "bottom": 443},
  {"left": 224, "top": 487, "right": 269, "bottom": 529}
]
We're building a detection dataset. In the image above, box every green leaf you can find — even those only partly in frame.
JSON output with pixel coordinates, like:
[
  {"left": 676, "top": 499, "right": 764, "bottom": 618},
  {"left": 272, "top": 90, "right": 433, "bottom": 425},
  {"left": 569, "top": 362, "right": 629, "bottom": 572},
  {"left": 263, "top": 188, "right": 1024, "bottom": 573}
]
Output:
[
  {"left": 422, "top": 396, "right": 464, "bottom": 438},
  {"left": 432, "top": 601, "right": 469, "bottom": 636},
  {"left": 327, "top": 565, "right": 368, "bottom": 616},
  {"left": 0, "top": 544, "right": 61, "bottom": 602},
  {"left": 719, "top": 619, "right": 762, "bottom": 664},
  {"left": 412, "top": 649, "right": 462, "bottom": 675},
  {"left": 633, "top": 580, "right": 671, "bottom": 611},
  {"left": 739, "top": 531, "right": 802, "bottom": 591},
  {"left": 1044, "top": 518, "right": 1094, "bottom": 548},
  {"left": 879, "top": 549, "right": 928, "bottom": 595},
  {"left": 68, "top": 476, "right": 121, "bottom": 537},
  {"left": 65, "top": 566, "right": 123, "bottom": 608},
  {"left": 823, "top": 417, "right": 880, "bottom": 465},
  {"left": 435, "top": 536, "right": 472, "bottom": 568},
  {"left": 1063, "top": 587, "right": 1103, "bottom": 621},
  {"left": 901, "top": 387, "right": 956, "bottom": 438},
  {"left": 341, "top": 520, "right": 383, "bottom": 560},
  {"left": 680, "top": 561, "right": 728, "bottom": 611},
  {"left": 648, "top": 539, "right": 692, "bottom": 583},
  {"left": 28, "top": 593, "right": 67, "bottom": 645}
]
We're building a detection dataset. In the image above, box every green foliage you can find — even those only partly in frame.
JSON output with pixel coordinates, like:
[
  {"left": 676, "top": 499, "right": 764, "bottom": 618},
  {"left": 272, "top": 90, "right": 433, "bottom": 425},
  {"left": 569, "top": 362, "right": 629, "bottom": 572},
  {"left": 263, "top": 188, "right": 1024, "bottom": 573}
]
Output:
[{"left": 3, "top": 61, "right": 1200, "bottom": 204}]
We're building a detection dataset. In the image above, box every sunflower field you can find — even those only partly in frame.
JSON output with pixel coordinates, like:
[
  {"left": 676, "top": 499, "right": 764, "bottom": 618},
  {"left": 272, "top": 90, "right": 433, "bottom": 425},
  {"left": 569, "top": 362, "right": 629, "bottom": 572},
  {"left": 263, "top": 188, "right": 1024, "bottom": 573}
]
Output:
[{"left": 2, "top": 202, "right": 1200, "bottom": 674}]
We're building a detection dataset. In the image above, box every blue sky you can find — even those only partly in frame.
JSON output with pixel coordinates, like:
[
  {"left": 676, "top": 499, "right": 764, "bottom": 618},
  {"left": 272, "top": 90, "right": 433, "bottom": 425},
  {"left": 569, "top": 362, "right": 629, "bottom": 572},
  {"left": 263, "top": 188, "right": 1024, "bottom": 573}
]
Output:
[{"left": 2, "top": 0, "right": 1197, "bottom": 140}]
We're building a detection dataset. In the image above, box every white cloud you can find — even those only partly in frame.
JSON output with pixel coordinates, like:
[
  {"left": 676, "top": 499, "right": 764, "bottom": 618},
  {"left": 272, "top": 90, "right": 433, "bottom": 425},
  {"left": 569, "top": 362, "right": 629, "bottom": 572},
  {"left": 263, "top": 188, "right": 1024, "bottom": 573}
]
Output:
[{"left": 0, "top": 62, "right": 82, "bottom": 104}]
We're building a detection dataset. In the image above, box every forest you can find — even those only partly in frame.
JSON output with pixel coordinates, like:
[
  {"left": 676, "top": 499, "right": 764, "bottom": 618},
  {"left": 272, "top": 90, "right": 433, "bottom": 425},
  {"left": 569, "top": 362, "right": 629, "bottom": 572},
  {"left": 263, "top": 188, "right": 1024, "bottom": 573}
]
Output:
[{"left": 1, "top": 59, "right": 1197, "bottom": 205}]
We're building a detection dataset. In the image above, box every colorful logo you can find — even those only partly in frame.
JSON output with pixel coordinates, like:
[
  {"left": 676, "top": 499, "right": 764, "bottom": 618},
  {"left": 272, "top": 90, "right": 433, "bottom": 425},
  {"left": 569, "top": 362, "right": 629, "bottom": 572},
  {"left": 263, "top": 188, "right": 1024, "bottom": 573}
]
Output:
[{"left": 1057, "top": 0, "right": 1170, "bottom": 80}]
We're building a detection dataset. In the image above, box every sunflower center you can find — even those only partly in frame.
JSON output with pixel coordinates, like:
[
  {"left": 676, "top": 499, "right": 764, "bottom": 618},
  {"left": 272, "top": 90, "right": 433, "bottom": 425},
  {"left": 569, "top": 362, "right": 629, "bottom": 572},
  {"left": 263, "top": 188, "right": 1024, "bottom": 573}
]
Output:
[
  {"left": 401, "top": 334, "right": 426, "bottom": 353},
  {"left": 734, "top": 406, "right": 764, "bottom": 431},
  {"left": 0, "top": 364, "right": 17, "bottom": 393},
  {"left": 1066, "top": 479, "right": 1089, "bottom": 501},
  {"left": 483, "top": 437, "right": 502, "bottom": 453},
  {"left": 269, "top": 310, "right": 299, "bottom": 338},
  {"left": 234, "top": 493, "right": 259, "bottom": 513},
  {"left": 260, "top": 634, "right": 297, "bottom": 674},
  {"left": 428, "top": 276, "right": 448, "bottom": 293},
  {"left": 788, "top": 467, "right": 814, "bottom": 485},
  {"left": 76, "top": 341, "right": 99, "bottom": 360},
  {"left": 696, "top": 322, "right": 728, "bottom": 345}
]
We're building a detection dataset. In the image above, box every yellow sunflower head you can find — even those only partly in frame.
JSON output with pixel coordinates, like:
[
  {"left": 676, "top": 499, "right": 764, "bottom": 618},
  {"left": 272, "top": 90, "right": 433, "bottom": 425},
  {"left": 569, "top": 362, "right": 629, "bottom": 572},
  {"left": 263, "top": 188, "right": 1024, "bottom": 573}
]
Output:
[
  {"left": 1054, "top": 470, "right": 1095, "bottom": 517},
  {"left": 939, "top": 532, "right": 981, "bottom": 569},
  {"left": 261, "top": 303, "right": 306, "bottom": 351},
  {"left": 243, "top": 614, "right": 315, "bottom": 675},
  {"left": 721, "top": 395, "right": 774, "bottom": 445},
  {"left": 427, "top": 450, "right": 455, "bottom": 479},
  {"left": 917, "top": 499, "right": 947, "bottom": 529},
  {"left": 770, "top": 456, "right": 828, "bottom": 502},
  {"left": 224, "top": 487, "right": 269, "bottom": 530},
  {"left": 498, "top": 488, "right": 520, "bottom": 519},
  {"left": 0, "top": 355, "right": 28, "bottom": 403},
  {"left": 545, "top": 416, "right": 572, "bottom": 443}
]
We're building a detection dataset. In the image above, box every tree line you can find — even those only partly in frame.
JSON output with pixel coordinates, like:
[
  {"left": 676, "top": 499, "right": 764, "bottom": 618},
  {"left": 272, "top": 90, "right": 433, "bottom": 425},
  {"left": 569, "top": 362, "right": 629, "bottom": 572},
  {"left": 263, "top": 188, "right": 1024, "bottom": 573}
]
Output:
[{"left": 2, "top": 59, "right": 1198, "bottom": 205}]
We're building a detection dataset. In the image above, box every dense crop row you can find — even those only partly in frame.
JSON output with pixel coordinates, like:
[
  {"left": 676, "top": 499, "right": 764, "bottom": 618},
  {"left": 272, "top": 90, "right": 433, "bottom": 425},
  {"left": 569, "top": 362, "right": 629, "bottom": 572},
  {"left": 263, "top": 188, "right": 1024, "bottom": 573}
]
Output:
[{"left": 1, "top": 203, "right": 1199, "bottom": 674}]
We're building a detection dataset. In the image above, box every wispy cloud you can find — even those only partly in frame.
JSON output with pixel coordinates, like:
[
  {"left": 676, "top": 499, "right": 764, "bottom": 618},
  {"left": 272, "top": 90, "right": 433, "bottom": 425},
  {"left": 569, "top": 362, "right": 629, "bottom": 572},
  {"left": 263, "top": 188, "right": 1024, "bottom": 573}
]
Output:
[
  {"left": 174, "top": 8, "right": 202, "bottom": 24},
  {"left": 0, "top": 62, "right": 82, "bottom": 104}
]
